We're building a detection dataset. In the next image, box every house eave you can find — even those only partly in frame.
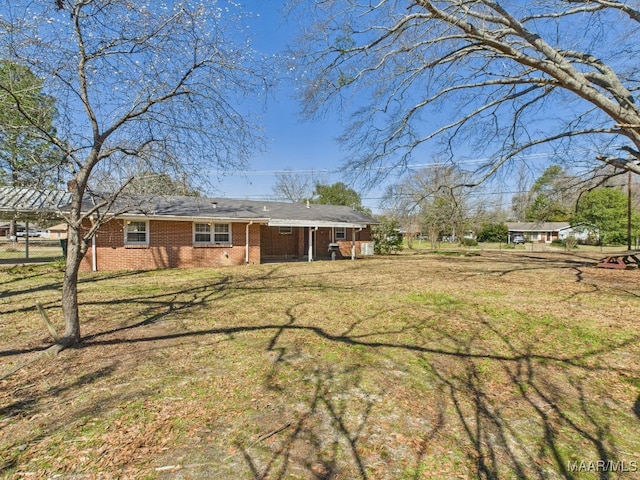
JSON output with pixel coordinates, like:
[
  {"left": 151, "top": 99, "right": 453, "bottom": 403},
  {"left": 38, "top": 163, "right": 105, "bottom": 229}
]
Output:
[
  {"left": 114, "top": 213, "right": 271, "bottom": 224},
  {"left": 267, "top": 219, "right": 372, "bottom": 228}
]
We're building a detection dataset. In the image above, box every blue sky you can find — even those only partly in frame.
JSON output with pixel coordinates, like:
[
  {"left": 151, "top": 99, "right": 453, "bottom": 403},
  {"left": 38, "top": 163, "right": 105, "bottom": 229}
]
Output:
[
  {"left": 208, "top": 2, "right": 388, "bottom": 212},
  {"left": 208, "top": 2, "right": 520, "bottom": 214},
  {"left": 207, "top": 1, "right": 629, "bottom": 216}
]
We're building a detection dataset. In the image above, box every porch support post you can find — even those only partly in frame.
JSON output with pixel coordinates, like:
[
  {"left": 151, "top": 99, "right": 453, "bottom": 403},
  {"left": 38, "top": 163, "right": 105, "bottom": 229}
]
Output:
[
  {"left": 92, "top": 234, "right": 97, "bottom": 271},
  {"left": 91, "top": 215, "right": 97, "bottom": 271},
  {"left": 351, "top": 227, "right": 356, "bottom": 260},
  {"left": 25, "top": 220, "right": 30, "bottom": 260},
  {"left": 245, "top": 221, "right": 253, "bottom": 264},
  {"left": 308, "top": 226, "right": 313, "bottom": 262}
]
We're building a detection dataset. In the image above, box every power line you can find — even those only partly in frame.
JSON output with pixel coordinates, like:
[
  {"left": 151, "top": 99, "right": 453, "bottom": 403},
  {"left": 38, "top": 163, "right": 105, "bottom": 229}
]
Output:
[{"left": 208, "top": 148, "right": 605, "bottom": 177}]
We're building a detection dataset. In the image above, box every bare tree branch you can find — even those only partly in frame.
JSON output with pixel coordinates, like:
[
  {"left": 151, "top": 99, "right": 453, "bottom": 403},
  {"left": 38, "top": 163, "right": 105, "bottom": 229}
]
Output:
[
  {"left": 0, "top": 0, "right": 269, "bottom": 346},
  {"left": 294, "top": 0, "right": 640, "bottom": 189}
]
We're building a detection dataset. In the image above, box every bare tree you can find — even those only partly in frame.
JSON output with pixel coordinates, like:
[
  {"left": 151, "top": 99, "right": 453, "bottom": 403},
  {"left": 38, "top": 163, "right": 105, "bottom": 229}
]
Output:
[
  {"left": 272, "top": 170, "right": 314, "bottom": 202},
  {"left": 510, "top": 163, "right": 534, "bottom": 222},
  {"left": 0, "top": 0, "right": 268, "bottom": 348},
  {"left": 385, "top": 164, "right": 476, "bottom": 243},
  {"left": 293, "top": 0, "right": 640, "bottom": 186}
]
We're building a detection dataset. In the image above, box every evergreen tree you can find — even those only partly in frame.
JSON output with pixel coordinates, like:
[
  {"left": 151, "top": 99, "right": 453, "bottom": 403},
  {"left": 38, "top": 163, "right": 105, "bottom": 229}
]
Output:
[
  {"left": 0, "top": 60, "right": 62, "bottom": 188},
  {"left": 312, "top": 182, "right": 370, "bottom": 214}
]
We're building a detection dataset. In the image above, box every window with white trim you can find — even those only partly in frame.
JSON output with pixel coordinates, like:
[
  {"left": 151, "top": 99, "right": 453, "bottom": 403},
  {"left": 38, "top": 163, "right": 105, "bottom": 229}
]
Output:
[
  {"left": 335, "top": 227, "right": 346, "bottom": 240},
  {"left": 194, "top": 222, "right": 231, "bottom": 244},
  {"left": 194, "top": 223, "right": 212, "bottom": 243},
  {"left": 125, "top": 220, "right": 149, "bottom": 244},
  {"left": 213, "top": 223, "right": 231, "bottom": 243}
]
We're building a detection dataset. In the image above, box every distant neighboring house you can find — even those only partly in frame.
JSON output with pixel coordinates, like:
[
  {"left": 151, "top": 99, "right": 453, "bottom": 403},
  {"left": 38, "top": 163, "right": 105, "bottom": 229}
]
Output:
[
  {"left": 557, "top": 223, "right": 600, "bottom": 243},
  {"left": 506, "top": 222, "right": 569, "bottom": 243},
  {"left": 506, "top": 222, "right": 598, "bottom": 244},
  {"left": 0, "top": 187, "right": 377, "bottom": 271},
  {"left": 47, "top": 223, "right": 68, "bottom": 240}
]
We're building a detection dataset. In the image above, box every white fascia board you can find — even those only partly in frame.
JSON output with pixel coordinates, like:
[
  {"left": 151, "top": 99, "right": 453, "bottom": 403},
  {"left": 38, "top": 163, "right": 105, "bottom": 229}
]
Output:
[{"left": 268, "top": 219, "right": 369, "bottom": 228}]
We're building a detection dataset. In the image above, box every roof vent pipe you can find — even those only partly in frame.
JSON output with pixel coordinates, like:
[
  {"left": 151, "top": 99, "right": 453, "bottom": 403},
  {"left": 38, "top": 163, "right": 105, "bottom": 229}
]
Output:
[{"left": 306, "top": 200, "right": 310, "bottom": 208}]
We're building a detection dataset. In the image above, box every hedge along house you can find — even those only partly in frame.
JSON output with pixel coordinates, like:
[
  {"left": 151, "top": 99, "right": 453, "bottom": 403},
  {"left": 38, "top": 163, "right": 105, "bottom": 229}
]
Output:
[{"left": 0, "top": 187, "right": 377, "bottom": 271}]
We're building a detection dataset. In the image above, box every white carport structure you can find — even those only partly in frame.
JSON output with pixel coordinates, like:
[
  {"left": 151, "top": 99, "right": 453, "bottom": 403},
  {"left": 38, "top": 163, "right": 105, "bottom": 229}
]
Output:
[{"left": 0, "top": 187, "right": 72, "bottom": 260}]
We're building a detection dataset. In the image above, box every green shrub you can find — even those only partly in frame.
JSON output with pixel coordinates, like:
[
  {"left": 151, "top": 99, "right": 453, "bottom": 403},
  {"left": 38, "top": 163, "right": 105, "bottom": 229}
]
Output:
[
  {"left": 476, "top": 222, "right": 509, "bottom": 243},
  {"left": 371, "top": 218, "right": 404, "bottom": 254},
  {"left": 563, "top": 236, "right": 579, "bottom": 250},
  {"left": 461, "top": 238, "right": 478, "bottom": 247}
]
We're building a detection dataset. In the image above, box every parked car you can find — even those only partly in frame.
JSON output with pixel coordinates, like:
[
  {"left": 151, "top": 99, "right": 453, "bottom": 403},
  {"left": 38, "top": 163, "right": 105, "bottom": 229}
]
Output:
[
  {"left": 16, "top": 229, "right": 41, "bottom": 237},
  {"left": 511, "top": 234, "right": 526, "bottom": 245}
]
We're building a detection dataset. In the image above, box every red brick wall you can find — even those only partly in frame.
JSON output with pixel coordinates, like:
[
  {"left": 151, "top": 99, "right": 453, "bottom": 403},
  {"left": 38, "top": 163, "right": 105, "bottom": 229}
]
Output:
[
  {"left": 315, "top": 227, "right": 372, "bottom": 258},
  {"left": 80, "top": 219, "right": 261, "bottom": 271},
  {"left": 260, "top": 225, "right": 302, "bottom": 259},
  {"left": 261, "top": 225, "right": 373, "bottom": 260}
]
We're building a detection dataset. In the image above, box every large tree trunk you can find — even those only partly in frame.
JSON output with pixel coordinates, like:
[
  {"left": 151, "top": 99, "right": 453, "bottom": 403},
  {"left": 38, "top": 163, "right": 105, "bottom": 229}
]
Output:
[{"left": 60, "top": 222, "right": 82, "bottom": 346}]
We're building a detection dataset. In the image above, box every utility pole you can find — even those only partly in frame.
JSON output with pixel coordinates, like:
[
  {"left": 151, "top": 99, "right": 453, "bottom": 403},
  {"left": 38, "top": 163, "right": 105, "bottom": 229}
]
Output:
[{"left": 628, "top": 170, "right": 633, "bottom": 251}]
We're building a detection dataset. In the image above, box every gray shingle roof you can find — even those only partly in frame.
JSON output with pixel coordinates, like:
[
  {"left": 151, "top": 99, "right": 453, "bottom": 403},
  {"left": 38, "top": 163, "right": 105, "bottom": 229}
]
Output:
[
  {"left": 506, "top": 222, "right": 570, "bottom": 232},
  {"left": 0, "top": 187, "right": 377, "bottom": 227},
  {"left": 117, "top": 195, "right": 377, "bottom": 227}
]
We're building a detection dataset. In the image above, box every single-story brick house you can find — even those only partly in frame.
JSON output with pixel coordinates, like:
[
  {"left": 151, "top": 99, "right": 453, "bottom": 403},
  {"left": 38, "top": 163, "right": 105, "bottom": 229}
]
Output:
[
  {"left": 506, "top": 222, "right": 570, "bottom": 243},
  {"left": 0, "top": 187, "right": 377, "bottom": 271},
  {"left": 506, "top": 222, "right": 598, "bottom": 244}
]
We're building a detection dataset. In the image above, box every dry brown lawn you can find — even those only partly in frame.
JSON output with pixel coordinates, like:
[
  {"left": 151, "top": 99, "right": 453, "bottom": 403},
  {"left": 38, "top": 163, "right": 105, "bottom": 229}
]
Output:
[{"left": 1, "top": 250, "right": 639, "bottom": 479}]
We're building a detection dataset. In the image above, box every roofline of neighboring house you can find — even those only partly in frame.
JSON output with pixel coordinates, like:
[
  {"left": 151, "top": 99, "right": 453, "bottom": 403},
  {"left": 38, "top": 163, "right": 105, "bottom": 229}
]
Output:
[
  {"left": 506, "top": 224, "right": 569, "bottom": 232},
  {"left": 558, "top": 222, "right": 599, "bottom": 230},
  {"left": 509, "top": 228, "right": 566, "bottom": 233},
  {"left": 507, "top": 222, "right": 598, "bottom": 233}
]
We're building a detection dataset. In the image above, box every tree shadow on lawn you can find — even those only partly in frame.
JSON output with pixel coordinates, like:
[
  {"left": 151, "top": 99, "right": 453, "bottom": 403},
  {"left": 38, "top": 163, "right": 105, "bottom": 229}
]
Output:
[
  {"left": 1, "top": 262, "right": 403, "bottom": 358},
  {"left": 2, "top": 260, "right": 639, "bottom": 478},
  {"left": 415, "top": 250, "right": 597, "bottom": 276},
  {"left": 235, "top": 365, "right": 375, "bottom": 480},
  {"left": 418, "top": 316, "right": 636, "bottom": 480},
  {"left": 63, "top": 316, "right": 637, "bottom": 479},
  {"left": 0, "top": 268, "right": 143, "bottom": 305},
  {"left": 191, "top": 310, "right": 637, "bottom": 479}
]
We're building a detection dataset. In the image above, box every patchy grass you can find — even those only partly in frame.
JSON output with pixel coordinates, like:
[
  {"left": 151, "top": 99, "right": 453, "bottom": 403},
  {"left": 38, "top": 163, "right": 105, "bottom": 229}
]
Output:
[
  {"left": 1, "top": 251, "right": 639, "bottom": 479},
  {"left": 0, "top": 241, "right": 64, "bottom": 263}
]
